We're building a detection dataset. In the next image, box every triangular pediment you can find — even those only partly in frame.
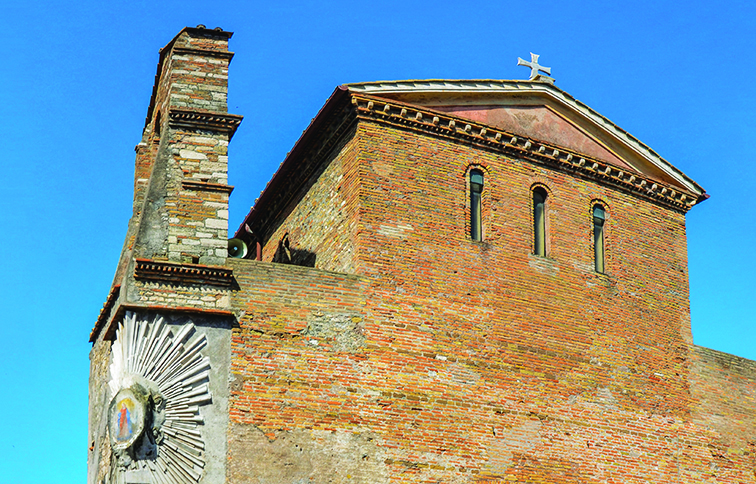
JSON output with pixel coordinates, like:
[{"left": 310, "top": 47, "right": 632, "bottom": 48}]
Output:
[
  {"left": 346, "top": 80, "right": 704, "bottom": 197},
  {"left": 431, "top": 104, "right": 635, "bottom": 173}
]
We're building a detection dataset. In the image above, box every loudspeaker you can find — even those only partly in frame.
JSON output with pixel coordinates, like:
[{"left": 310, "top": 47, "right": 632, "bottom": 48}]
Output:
[{"left": 227, "top": 238, "right": 248, "bottom": 258}]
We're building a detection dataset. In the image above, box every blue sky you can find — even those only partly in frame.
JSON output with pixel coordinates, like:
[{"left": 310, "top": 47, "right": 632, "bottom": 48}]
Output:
[{"left": 1, "top": 1, "right": 754, "bottom": 482}]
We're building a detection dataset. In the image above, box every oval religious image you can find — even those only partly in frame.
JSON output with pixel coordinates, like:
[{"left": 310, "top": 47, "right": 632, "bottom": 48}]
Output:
[{"left": 108, "top": 387, "right": 147, "bottom": 451}]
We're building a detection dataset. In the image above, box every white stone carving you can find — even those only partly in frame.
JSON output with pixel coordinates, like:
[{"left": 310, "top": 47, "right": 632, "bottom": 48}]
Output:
[{"left": 109, "top": 311, "right": 211, "bottom": 484}]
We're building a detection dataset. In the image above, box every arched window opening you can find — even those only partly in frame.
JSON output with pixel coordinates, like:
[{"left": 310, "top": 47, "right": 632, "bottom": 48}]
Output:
[
  {"left": 533, "top": 187, "right": 548, "bottom": 256},
  {"left": 592, "top": 204, "right": 606, "bottom": 273},
  {"left": 470, "top": 169, "right": 484, "bottom": 241}
]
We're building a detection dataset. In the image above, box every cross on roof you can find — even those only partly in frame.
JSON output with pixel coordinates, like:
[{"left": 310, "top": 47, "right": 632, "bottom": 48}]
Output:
[{"left": 517, "top": 53, "right": 554, "bottom": 83}]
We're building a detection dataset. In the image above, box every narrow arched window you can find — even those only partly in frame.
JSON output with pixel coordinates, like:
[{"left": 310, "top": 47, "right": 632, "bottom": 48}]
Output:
[
  {"left": 592, "top": 204, "right": 606, "bottom": 273},
  {"left": 470, "top": 169, "right": 484, "bottom": 241},
  {"left": 533, "top": 187, "right": 547, "bottom": 256}
]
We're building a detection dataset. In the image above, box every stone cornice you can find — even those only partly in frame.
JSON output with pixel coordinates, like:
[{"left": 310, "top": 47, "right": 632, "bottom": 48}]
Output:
[
  {"left": 347, "top": 80, "right": 704, "bottom": 197},
  {"left": 182, "top": 179, "right": 234, "bottom": 194},
  {"left": 181, "top": 26, "right": 234, "bottom": 40},
  {"left": 134, "top": 258, "right": 234, "bottom": 288},
  {"left": 172, "top": 46, "right": 235, "bottom": 60},
  {"left": 351, "top": 94, "right": 700, "bottom": 213},
  {"left": 168, "top": 109, "right": 243, "bottom": 139}
]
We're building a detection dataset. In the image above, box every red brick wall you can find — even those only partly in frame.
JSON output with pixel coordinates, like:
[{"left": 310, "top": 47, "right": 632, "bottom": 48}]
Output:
[
  {"left": 227, "top": 259, "right": 379, "bottom": 481},
  {"left": 690, "top": 346, "right": 756, "bottom": 447},
  {"left": 355, "top": 122, "right": 694, "bottom": 414},
  {"left": 261, "top": 132, "right": 361, "bottom": 273},
  {"left": 227, "top": 117, "right": 756, "bottom": 482}
]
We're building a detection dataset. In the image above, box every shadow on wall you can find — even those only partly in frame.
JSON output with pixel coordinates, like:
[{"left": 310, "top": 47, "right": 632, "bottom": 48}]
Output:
[{"left": 272, "top": 234, "right": 317, "bottom": 268}]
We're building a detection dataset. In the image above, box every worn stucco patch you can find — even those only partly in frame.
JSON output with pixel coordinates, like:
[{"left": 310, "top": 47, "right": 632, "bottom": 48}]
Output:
[
  {"left": 227, "top": 425, "right": 388, "bottom": 484},
  {"left": 304, "top": 312, "right": 365, "bottom": 353}
]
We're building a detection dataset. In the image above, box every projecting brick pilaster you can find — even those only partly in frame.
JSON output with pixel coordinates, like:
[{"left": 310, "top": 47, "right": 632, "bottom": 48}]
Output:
[
  {"left": 98, "top": 26, "right": 243, "bottom": 336},
  {"left": 128, "top": 26, "right": 242, "bottom": 266}
]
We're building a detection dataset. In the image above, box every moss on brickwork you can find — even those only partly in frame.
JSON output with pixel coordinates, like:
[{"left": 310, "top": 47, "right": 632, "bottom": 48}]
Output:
[{"left": 224, "top": 117, "right": 756, "bottom": 483}]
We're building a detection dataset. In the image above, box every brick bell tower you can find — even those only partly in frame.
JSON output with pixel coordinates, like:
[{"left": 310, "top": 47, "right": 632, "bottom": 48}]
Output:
[{"left": 88, "top": 26, "right": 242, "bottom": 484}]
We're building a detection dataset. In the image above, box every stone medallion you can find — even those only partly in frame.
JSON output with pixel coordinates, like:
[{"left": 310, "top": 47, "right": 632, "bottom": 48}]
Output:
[
  {"left": 108, "top": 312, "right": 211, "bottom": 483},
  {"left": 108, "top": 386, "right": 147, "bottom": 451}
]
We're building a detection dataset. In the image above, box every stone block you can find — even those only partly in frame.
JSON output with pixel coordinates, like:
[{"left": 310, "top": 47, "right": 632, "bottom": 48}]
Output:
[{"left": 205, "top": 218, "right": 227, "bottom": 229}]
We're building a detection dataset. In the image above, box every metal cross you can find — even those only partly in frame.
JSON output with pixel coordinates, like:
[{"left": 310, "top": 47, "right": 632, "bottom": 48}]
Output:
[{"left": 517, "top": 52, "right": 553, "bottom": 81}]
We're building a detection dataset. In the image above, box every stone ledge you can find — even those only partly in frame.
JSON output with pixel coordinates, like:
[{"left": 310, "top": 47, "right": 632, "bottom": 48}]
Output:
[
  {"left": 182, "top": 179, "right": 234, "bottom": 194},
  {"left": 103, "top": 303, "right": 235, "bottom": 341},
  {"left": 172, "top": 46, "right": 235, "bottom": 60}
]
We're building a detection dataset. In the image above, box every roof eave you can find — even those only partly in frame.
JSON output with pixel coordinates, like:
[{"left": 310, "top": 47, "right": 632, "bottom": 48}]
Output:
[{"left": 234, "top": 85, "right": 351, "bottom": 239}]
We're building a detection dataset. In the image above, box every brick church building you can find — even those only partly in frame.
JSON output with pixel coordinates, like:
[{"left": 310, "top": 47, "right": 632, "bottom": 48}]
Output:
[{"left": 88, "top": 27, "right": 756, "bottom": 483}]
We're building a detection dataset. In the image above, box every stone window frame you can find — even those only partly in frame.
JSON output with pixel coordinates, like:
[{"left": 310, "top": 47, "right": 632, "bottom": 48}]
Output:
[
  {"left": 531, "top": 183, "right": 552, "bottom": 257},
  {"left": 590, "top": 199, "right": 609, "bottom": 274},
  {"left": 465, "top": 164, "right": 489, "bottom": 242}
]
